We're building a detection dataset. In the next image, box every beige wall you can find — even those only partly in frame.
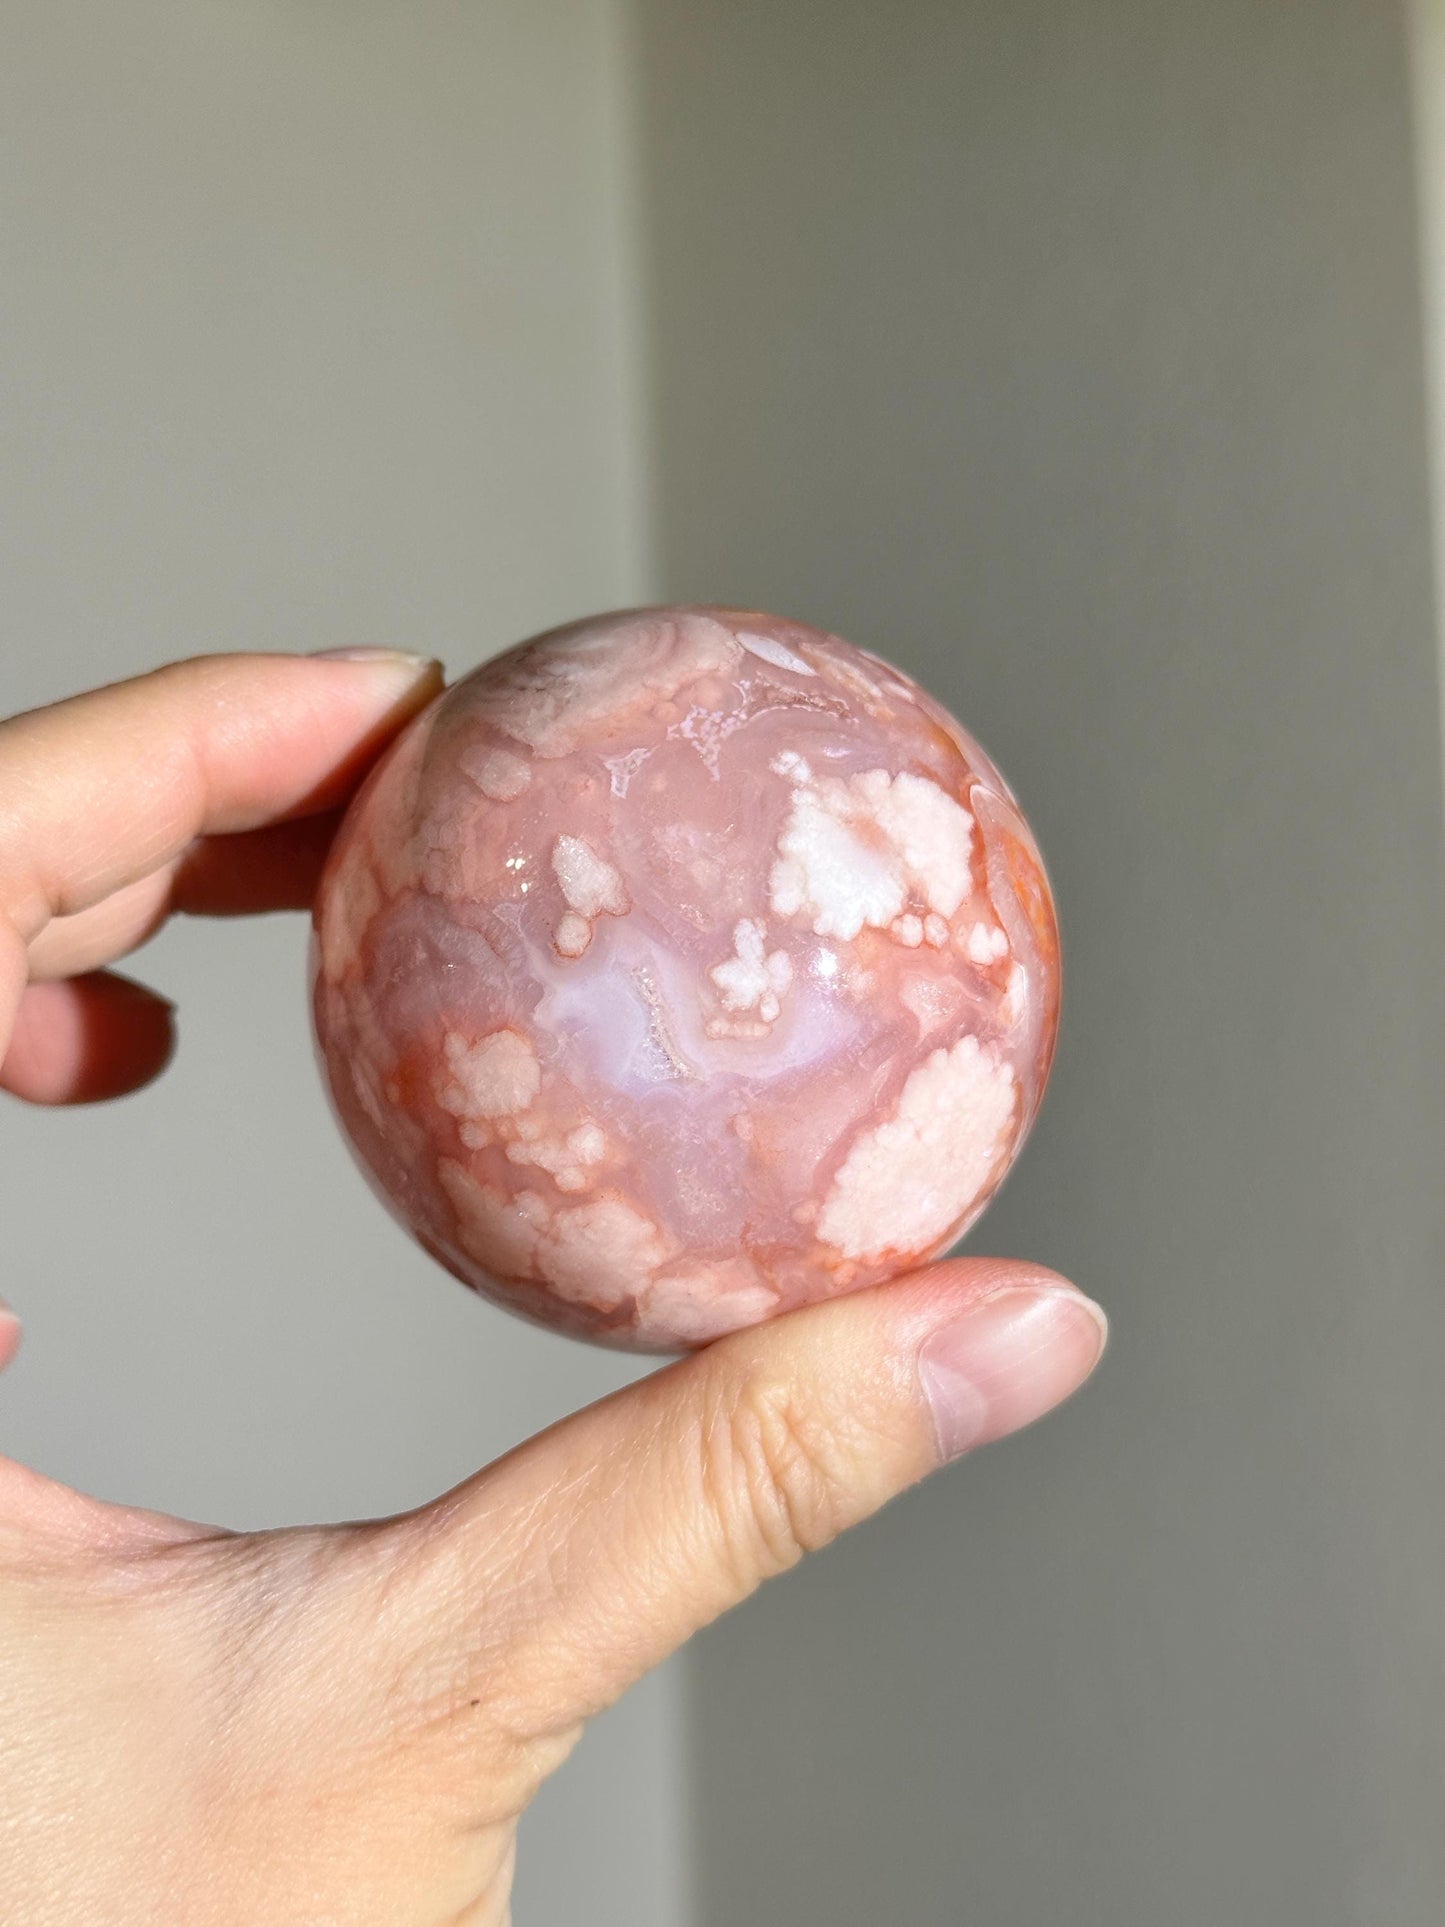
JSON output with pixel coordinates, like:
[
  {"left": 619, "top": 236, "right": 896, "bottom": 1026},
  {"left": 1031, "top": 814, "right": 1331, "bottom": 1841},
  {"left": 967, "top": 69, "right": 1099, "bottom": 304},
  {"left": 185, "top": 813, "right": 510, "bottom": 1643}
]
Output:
[{"left": 0, "top": 6, "right": 682, "bottom": 1923}]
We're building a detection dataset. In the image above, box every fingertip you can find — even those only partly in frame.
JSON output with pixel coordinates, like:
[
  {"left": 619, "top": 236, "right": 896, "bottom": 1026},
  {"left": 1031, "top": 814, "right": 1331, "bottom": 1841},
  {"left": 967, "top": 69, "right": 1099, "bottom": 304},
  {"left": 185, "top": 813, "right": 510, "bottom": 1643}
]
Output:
[
  {"left": 0, "top": 1306, "right": 21, "bottom": 1373},
  {"left": 0, "top": 972, "right": 177, "bottom": 1105},
  {"left": 261, "top": 649, "right": 446, "bottom": 815},
  {"left": 301, "top": 648, "right": 445, "bottom": 718},
  {"left": 913, "top": 1273, "right": 1108, "bottom": 1463}
]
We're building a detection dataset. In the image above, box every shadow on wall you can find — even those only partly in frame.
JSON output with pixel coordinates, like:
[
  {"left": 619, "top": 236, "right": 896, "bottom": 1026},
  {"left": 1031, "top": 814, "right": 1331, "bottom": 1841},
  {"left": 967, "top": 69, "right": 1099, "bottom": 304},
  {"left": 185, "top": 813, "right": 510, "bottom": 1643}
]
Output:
[{"left": 632, "top": 2, "right": 1445, "bottom": 1923}]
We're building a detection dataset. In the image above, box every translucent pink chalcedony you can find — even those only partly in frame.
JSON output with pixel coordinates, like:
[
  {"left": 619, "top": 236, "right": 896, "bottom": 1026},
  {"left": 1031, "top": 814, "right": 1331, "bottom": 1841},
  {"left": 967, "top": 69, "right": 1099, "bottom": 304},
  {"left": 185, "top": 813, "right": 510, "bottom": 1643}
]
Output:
[{"left": 310, "top": 607, "right": 1060, "bottom": 1351}]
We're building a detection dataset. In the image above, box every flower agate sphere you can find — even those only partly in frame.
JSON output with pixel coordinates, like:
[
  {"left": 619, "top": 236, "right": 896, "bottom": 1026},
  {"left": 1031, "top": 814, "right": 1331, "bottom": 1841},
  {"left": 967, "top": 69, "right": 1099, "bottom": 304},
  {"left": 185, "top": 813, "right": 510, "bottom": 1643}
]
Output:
[{"left": 311, "top": 607, "right": 1060, "bottom": 1351}]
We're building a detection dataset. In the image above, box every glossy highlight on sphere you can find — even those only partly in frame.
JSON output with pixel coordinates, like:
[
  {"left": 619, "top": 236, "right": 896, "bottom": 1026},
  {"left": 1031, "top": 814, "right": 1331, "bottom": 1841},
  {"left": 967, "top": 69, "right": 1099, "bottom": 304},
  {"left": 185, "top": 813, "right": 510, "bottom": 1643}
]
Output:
[{"left": 310, "top": 607, "right": 1060, "bottom": 1351}]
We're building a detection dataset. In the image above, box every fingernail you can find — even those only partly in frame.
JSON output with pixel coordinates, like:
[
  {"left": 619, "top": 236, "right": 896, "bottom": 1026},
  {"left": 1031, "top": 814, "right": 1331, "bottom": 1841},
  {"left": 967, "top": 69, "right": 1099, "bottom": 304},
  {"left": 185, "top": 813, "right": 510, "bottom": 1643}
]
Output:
[
  {"left": 917, "top": 1285, "right": 1108, "bottom": 1463},
  {"left": 309, "top": 646, "right": 439, "bottom": 669}
]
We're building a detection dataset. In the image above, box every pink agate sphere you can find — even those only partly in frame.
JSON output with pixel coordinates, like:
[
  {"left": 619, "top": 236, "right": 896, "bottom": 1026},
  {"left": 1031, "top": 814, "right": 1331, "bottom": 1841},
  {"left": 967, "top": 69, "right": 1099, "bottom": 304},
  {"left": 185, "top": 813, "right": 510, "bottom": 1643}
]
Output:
[{"left": 310, "top": 607, "right": 1060, "bottom": 1351}]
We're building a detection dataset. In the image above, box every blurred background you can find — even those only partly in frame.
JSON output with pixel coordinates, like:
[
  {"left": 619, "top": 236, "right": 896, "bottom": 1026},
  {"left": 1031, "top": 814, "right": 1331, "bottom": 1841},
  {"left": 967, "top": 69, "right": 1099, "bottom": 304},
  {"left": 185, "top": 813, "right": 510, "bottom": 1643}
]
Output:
[{"left": 4, "top": 3, "right": 1445, "bottom": 1922}]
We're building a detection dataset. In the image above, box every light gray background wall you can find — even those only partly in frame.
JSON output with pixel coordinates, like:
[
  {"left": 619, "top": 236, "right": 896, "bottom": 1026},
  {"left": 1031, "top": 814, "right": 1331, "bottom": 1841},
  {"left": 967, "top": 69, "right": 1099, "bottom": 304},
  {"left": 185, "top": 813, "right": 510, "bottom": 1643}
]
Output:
[
  {"left": 1413, "top": 0, "right": 1445, "bottom": 765},
  {"left": 0, "top": 6, "right": 684, "bottom": 1925},
  {"left": 5, "top": 4, "right": 1445, "bottom": 1926},
  {"left": 634, "top": 3, "right": 1445, "bottom": 1924}
]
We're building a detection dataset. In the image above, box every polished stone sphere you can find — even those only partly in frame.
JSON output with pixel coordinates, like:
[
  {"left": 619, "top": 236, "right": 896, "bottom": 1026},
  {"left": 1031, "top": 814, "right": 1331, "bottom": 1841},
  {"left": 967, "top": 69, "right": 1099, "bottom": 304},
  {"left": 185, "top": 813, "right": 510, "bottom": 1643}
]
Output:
[{"left": 310, "top": 607, "right": 1060, "bottom": 1350}]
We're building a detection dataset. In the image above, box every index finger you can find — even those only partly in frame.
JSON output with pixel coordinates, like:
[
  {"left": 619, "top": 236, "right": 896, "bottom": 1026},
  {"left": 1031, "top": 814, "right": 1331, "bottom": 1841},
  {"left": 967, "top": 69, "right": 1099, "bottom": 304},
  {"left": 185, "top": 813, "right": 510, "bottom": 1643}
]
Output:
[{"left": 0, "top": 649, "right": 442, "bottom": 1022}]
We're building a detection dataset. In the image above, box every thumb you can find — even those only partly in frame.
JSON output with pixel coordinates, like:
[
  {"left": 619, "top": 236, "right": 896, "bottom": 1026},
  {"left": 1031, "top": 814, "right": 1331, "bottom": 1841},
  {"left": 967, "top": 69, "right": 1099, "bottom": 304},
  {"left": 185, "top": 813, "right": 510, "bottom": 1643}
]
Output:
[{"left": 369, "top": 1260, "right": 1105, "bottom": 1765}]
